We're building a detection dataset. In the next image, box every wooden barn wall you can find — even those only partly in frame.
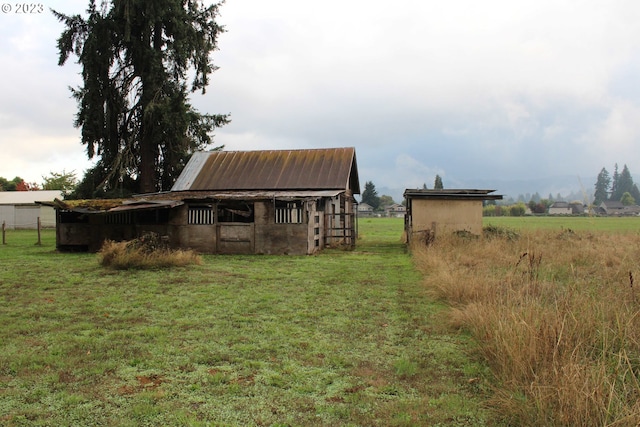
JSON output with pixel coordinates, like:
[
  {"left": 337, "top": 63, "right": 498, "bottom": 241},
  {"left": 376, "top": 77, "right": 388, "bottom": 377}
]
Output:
[
  {"left": 56, "top": 210, "right": 175, "bottom": 252},
  {"left": 55, "top": 197, "right": 349, "bottom": 255},
  {"left": 254, "top": 201, "right": 308, "bottom": 255},
  {"left": 409, "top": 199, "right": 483, "bottom": 237},
  {"left": 322, "top": 193, "right": 356, "bottom": 248},
  {"left": 174, "top": 204, "right": 214, "bottom": 253},
  {"left": 175, "top": 201, "right": 309, "bottom": 255},
  {"left": 308, "top": 202, "right": 324, "bottom": 254}
]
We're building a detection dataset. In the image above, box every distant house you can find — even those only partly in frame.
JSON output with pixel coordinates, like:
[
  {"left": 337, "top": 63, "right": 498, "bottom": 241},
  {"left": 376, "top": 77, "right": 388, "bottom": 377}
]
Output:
[
  {"left": 569, "top": 202, "right": 585, "bottom": 215},
  {"left": 50, "top": 148, "right": 360, "bottom": 255},
  {"left": 593, "top": 201, "right": 640, "bottom": 216},
  {"left": 357, "top": 202, "right": 374, "bottom": 217},
  {"left": 385, "top": 203, "right": 406, "bottom": 218},
  {"left": 404, "top": 189, "right": 502, "bottom": 244},
  {"left": 600, "top": 200, "right": 625, "bottom": 216},
  {"left": 599, "top": 200, "right": 640, "bottom": 216},
  {"left": 0, "top": 190, "right": 62, "bottom": 229},
  {"left": 548, "top": 201, "right": 572, "bottom": 215}
]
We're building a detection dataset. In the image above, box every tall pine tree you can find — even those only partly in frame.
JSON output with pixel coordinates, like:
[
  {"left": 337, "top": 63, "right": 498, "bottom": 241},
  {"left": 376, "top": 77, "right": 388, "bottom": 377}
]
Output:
[
  {"left": 610, "top": 163, "right": 619, "bottom": 202},
  {"left": 593, "top": 167, "right": 610, "bottom": 205},
  {"left": 54, "top": 0, "right": 229, "bottom": 197},
  {"left": 613, "top": 164, "right": 635, "bottom": 201},
  {"left": 434, "top": 174, "right": 443, "bottom": 189},
  {"left": 361, "top": 181, "right": 380, "bottom": 210}
]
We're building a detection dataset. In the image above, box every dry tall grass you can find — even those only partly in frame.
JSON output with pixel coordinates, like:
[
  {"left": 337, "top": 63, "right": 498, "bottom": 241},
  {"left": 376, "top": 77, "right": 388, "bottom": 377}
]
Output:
[
  {"left": 98, "top": 233, "right": 202, "bottom": 269},
  {"left": 413, "top": 228, "right": 640, "bottom": 426}
]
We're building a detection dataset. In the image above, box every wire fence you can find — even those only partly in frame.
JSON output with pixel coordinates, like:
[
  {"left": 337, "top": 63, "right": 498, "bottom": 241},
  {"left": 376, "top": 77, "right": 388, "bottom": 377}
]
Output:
[{"left": 2, "top": 218, "right": 48, "bottom": 246}]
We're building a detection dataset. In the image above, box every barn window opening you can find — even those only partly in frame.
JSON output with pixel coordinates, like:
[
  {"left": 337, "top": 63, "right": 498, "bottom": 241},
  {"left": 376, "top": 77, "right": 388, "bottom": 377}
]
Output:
[
  {"left": 105, "top": 211, "right": 132, "bottom": 225},
  {"left": 217, "top": 202, "right": 254, "bottom": 223},
  {"left": 188, "top": 205, "right": 214, "bottom": 225},
  {"left": 275, "top": 200, "right": 304, "bottom": 224},
  {"left": 58, "top": 211, "right": 88, "bottom": 224},
  {"left": 136, "top": 209, "right": 170, "bottom": 224}
]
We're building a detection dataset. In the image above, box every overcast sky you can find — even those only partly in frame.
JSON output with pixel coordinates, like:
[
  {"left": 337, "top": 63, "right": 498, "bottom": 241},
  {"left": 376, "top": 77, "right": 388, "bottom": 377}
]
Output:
[{"left": 1, "top": 1, "right": 639, "bottom": 198}]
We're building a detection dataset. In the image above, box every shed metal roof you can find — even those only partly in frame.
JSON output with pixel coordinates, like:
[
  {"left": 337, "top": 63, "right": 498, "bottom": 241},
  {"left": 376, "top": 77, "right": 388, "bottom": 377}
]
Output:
[
  {"left": 403, "top": 189, "right": 503, "bottom": 200},
  {"left": 172, "top": 148, "right": 360, "bottom": 194}
]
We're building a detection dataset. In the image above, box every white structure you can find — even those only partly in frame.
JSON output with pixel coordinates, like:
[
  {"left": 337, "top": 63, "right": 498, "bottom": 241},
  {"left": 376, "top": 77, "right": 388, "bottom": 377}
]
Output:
[
  {"left": 357, "top": 202, "right": 374, "bottom": 217},
  {"left": 0, "top": 191, "right": 63, "bottom": 229},
  {"left": 385, "top": 203, "right": 406, "bottom": 218}
]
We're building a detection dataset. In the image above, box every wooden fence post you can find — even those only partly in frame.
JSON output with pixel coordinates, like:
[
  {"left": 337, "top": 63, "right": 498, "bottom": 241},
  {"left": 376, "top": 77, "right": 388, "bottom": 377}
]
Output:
[{"left": 36, "top": 217, "right": 42, "bottom": 246}]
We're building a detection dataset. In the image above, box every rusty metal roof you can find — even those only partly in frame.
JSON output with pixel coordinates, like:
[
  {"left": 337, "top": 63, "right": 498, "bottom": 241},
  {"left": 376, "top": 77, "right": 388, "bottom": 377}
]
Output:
[{"left": 172, "top": 147, "right": 360, "bottom": 194}]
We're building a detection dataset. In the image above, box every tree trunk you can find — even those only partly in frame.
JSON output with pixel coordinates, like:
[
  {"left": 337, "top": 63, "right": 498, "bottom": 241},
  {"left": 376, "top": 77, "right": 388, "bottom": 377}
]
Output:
[{"left": 138, "top": 21, "right": 164, "bottom": 194}]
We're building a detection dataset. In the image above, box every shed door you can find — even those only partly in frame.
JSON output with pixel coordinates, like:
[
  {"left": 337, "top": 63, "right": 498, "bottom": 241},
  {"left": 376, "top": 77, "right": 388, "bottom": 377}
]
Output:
[
  {"left": 214, "top": 201, "right": 255, "bottom": 254},
  {"left": 216, "top": 223, "right": 254, "bottom": 254}
]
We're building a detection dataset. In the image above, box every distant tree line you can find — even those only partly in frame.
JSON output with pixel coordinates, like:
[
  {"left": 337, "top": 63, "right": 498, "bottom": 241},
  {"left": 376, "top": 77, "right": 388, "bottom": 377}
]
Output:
[
  {"left": 483, "top": 202, "right": 528, "bottom": 217},
  {"left": 0, "top": 177, "right": 35, "bottom": 191},
  {"left": 594, "top": 164, "right": 640, "bottom": 206},
  {"left": 361, "top": 175, "right": 444, "bottom": 211},
  {"left": 0, "top": 171, "right": 78, "bottom": 196}
]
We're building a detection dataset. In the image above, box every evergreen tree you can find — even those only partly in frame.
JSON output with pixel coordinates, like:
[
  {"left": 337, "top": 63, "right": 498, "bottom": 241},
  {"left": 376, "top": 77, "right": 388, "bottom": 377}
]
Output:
[
  {"left": 631, "top": 184, "right": 640, "bottom": 204},
  {"left": 593, "top": 167, "right": 610, "bottom": 205},
  {"left": 53, "top": 0, "right": 229, "bottom": 197},
  {"left": 612, "top": 164, "right": 635, "bottom": 201},
  {"left": 611, "top": 163, "right": 619, "bottom": 201},
  {"left": 361, "top": 181, "right": 380, "bottom": 210},
  {"left": 434, "top": 174, "right": 443, "bottom": 189}
]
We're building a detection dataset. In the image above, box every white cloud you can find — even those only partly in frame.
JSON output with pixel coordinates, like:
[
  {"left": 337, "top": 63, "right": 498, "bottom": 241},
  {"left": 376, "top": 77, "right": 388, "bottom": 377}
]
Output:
[{"left": 2, "top": 0, "right": 640, "bottom": 194}]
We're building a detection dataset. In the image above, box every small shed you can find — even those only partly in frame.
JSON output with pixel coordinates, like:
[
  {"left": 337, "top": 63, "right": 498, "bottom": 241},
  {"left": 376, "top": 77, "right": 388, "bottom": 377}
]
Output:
[
  {"left": 52, "top": 147, "right": 360, "bottom": 255},
  {"left": 403, "top": 189, "right": 502, "bottom": 243},
  {"left": 0, "top": 190, "right": 63, "bottom": 229}
]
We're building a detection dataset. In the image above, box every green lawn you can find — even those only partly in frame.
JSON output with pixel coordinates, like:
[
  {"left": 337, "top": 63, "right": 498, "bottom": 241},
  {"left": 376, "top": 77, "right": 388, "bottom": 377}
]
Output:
[
  {"left": 484, "top": 215, "right": 640, "bottom": 232},
  {"left": 0, "top": 219, "right": 491, "bottom": 426}
]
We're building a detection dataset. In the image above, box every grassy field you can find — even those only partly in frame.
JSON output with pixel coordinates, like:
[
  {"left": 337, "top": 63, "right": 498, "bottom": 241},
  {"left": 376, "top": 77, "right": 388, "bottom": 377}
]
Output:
[
  {"left": 484, "top": 215, "right": 640, "bottom": 232},
  {"left": 0, "top": 219, "right": 492, "bottom": 426},
  {"left": 417, "top": 219, "right": 640, "bottom": 425}
]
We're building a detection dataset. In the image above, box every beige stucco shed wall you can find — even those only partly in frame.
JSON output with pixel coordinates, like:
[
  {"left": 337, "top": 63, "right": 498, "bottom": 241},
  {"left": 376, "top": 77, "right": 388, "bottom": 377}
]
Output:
[{"left": 409, "top": 199, "right": 483, "bottom": 236}]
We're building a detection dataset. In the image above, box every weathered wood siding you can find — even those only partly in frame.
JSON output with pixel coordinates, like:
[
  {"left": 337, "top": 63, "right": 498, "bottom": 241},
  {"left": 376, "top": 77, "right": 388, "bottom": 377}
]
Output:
[
  {"left": 254, "top": 201, "right": 307, "bottom": 255},
  {"left": 323, "top": 193, "right": 356, "bottom": 248},
  {"left": 55, "top": 195, "right": 354, "bottom": 255},
  {"left": 410, "top": 199, "right": 483, "bottom": 236}
]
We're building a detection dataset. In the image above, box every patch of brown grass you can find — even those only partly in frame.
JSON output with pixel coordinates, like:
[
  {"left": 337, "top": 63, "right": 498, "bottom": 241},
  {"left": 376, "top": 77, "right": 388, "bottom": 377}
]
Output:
[
  {"left": 413, "top": 228, "right": 640, "bottom": 426},
  {"left": 98, "top": 233, "right": 202, "bottom": 269}
]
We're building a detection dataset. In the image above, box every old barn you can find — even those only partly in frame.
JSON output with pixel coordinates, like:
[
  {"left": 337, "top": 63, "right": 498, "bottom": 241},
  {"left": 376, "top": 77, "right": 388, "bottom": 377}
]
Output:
[
  {"left": 404, "top": 189, "right": 502, "bottom": 243},
  {"left": 53, "top": 147, "right": 360, "bottom": 255}
]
